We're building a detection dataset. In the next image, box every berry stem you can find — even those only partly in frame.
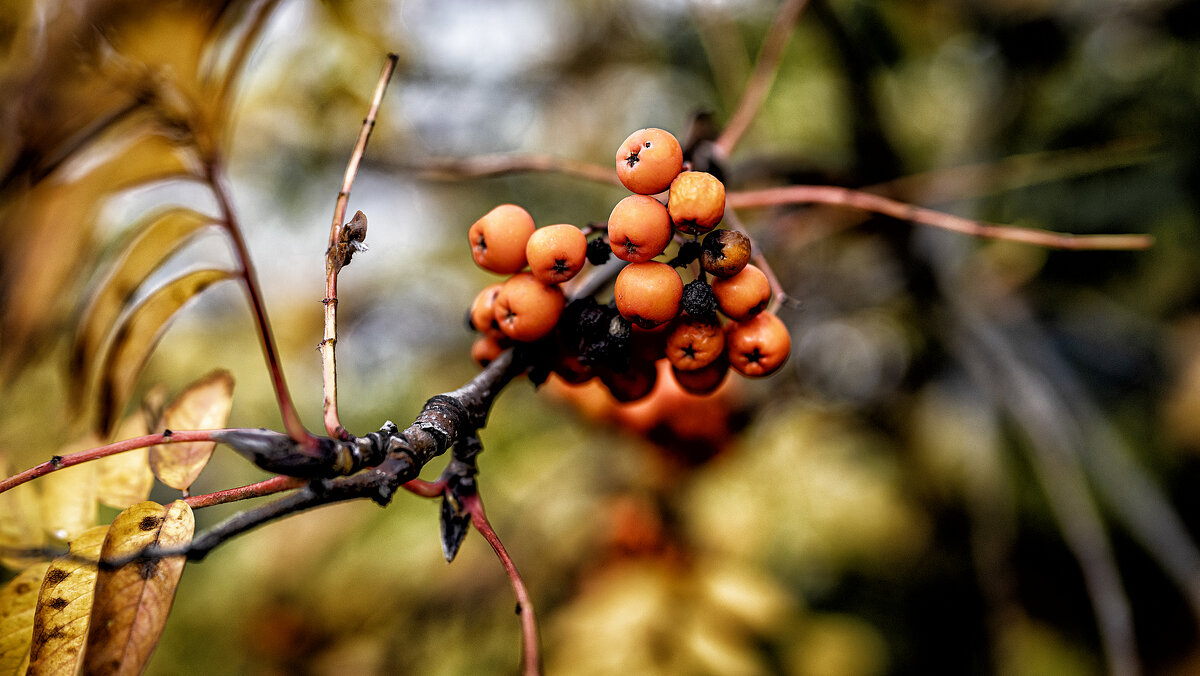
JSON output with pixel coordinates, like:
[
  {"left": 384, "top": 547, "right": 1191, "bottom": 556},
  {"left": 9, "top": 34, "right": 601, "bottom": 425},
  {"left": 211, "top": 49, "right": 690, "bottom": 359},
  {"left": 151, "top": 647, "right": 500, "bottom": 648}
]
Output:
[
  {"left": 728, "top": 185, "right": 1155, "bottom": 250},
  {"left": 322, "top": 53, "right": 400, "bottom": 441}
]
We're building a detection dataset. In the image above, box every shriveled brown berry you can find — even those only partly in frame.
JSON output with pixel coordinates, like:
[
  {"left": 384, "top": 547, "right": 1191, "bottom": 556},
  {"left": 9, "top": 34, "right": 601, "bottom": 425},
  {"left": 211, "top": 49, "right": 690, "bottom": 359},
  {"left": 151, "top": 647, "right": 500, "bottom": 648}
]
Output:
[
  {"left": 700, "top": 229, "right": 751, "bottom": 278},
  {"left": 614, "top": 261, "right": 683, "bottom": 329},
  {"left": 469, "top": 204, "right": 536, "bottom": 274},
  {"left": 668, "top": 171, "right": 725, "bottom": 235},
  {"left": 526, "top": 224, "right": 587, "bottom": 284},
  {"left": 615, "top": 128, "right": 684, "bottom": 195},
  {"left": 671, "top": 355, "right": 729, "bottom": 395},
  {"left": 712, "top": 264, "right": 771, "bottom": 322},
  {"left": 493, "top": 272, "right": 565, "bottom": 342},
  {"left": 607, "top": 195, "right": 673, "bottom": 264},
  {"left": 726, "top": 312, "right": 791, "bottom": 377},
  {"left": 665, "top": 317, "right": 725, "bottom": 371}
]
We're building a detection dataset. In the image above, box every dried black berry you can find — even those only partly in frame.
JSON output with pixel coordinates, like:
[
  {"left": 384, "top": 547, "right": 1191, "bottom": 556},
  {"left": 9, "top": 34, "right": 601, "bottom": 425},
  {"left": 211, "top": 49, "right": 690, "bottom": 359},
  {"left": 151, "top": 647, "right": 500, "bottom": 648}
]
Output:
[
  {"left": 586, "top": 236, "right": 611, "bottom": 266},
  {"left": 681, "top": 279, "right": 718, "bottom": 319}
]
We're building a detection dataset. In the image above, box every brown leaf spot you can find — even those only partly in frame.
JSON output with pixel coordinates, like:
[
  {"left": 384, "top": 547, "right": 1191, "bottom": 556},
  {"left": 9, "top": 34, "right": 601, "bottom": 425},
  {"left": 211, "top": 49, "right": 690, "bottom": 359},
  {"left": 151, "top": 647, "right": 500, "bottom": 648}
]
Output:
[
  {"left": 44, "top": 567, "right": 70, "bottom": 585},
  {"left": 139, "top": 515, "right": 163, "bottom": 531},
  {"left": 48, "top": 596, "right": 70, "bottom": 610}
]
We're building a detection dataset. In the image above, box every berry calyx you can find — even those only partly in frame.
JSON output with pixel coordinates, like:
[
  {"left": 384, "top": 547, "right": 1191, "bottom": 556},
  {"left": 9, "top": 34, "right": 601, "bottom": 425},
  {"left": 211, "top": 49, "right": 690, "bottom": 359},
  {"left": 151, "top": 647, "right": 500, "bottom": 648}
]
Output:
[
  {"left": 469, "top": 204, "right": 536, "bottom": 274},
  {"left": 615, "top": 128, "right": 684, "bottom": 195}
]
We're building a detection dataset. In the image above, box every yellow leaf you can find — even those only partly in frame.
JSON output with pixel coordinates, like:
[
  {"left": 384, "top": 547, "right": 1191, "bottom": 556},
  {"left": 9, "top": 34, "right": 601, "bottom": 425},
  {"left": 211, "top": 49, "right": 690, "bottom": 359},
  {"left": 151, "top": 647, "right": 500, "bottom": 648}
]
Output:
[
  {"left": 94, "top": 268, "right": 235, "bottom": 436},
  {"left": 27, "top": 525, "right": 109, "bottom": 676},
  {"left": 96, "top": 414, "right": 155, "bottom": 510},
  {"left": 149, "top": 370, "right": 234, "bottom": 491},
  {"left": 69, "top": 207, "right": 216, "bottom": 413},
  {"left": 38, "top": 435, "right": 100, "bottom": 542},
  {"left": 0, "top": 562, "right": 51, "bottom": 674},
  {"left": 0, "top": 455, "right": 44, "bottom": 570},
  {"left": 84, "top": 501, "right": 194, "bottom": 676}
]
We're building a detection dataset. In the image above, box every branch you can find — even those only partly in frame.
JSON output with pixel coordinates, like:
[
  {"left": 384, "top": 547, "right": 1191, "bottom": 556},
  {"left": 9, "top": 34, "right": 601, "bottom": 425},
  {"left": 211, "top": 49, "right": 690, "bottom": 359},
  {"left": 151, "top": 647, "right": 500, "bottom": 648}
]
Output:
[
  {"left": 728, "top": 185, "right": 1155, "bottom": 250},
  {"left": 322, "top": 53, "right": 400, "bottom": 441},
  {"left": 185, "top": 475, "right": 307, "bottom": 509},
  {"left": 713, "top": 0, "right": 810, "bottom": 158},
  {"left": 463, "top": 492, "right": 542, "bottom": 676}
]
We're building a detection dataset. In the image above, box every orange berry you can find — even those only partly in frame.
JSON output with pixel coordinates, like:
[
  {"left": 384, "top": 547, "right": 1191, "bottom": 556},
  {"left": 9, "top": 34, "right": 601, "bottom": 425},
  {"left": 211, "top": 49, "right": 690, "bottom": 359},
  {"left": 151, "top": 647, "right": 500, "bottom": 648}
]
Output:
[
  {"left": 608, "top": 195, "right": 673, "bottom": 263},
  {"left": 614, "top": 261, "right": 683, "bottom": 329},
  {"left": 615, "top": 128, "right": 684, "bottom": 195},
  {"left": 726, "top": 312, "right": 791, "bottom": 377},
  {"left": 526, "top": 224, "right": 587, "bottom": 284},
  {"left": 700, "top": 229, "right": 751, "bottom": 278},
  {"left": 493, "top": 272, "right": 565, "bottom": 342},
  {"left": 471, "top": 334, "right": 507, "bottom": 367},
  {"left": 469, "top": 283, "right": 505, "bottom": 338},
  {"left": 712, "top": 263, "right": 771, "bottom": 321},
  {"left": 668, "top": 171, "right": 725, "bottom": 235},
  {"left": 671, "top": 356, "right": 729, "bottom": 395},
  {"left": 599, "top": 359, "right": 658, "bottom": 403},
  {"left": 469, "top": 204, "right": 536, "bottom": 274},
  {"left": 665, "top": 317, "right": 725, "bottom": 371}
]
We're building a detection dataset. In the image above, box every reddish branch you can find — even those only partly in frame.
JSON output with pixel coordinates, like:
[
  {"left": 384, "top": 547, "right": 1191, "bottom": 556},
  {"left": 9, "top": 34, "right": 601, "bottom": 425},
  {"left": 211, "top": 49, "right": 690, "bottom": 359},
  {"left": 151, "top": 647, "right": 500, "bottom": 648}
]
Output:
[{"left": 728, "top": 185, "right": 1155, "bottom": 250}]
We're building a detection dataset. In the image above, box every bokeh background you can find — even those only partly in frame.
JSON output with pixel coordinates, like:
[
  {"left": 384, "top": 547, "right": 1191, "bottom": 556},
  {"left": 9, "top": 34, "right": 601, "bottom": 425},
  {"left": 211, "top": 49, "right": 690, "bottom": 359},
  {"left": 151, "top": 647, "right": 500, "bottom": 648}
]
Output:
[{"left": 4, "top": 0, "right": 1200, "bottom": 673}]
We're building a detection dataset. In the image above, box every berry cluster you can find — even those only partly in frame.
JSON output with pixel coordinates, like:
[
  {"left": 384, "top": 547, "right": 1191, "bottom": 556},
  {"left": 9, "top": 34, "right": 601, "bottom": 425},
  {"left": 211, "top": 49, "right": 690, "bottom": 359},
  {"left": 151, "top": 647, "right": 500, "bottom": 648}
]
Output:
[{"left": 465, "top": 128, "right": 791, "bottom": 402}]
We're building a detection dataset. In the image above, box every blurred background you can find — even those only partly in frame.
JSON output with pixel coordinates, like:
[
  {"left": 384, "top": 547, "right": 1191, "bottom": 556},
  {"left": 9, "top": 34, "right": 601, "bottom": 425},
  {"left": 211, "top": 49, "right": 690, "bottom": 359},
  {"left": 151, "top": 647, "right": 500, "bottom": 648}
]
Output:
[{"left": 3, "top": 0, "right": 1200, "bottom": 673}]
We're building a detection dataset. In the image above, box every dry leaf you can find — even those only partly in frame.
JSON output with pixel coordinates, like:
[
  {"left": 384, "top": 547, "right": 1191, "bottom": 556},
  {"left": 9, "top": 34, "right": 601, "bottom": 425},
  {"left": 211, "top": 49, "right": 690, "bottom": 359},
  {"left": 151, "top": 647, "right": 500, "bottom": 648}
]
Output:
[
  {"left": 94, "top": 268, "right": 234, "bottom": 435},
  {"left": 0, "top": 455, "right": 44, "bottom": 569},
  {"left": 84, "top": 501, "right": 194, "bottom": 676},
  {"left": 96, "top": 414, "right": 155, "bottom": 510},
  {"left": 26, "top": 525, "right": 109, "bottom": 675},
  {"left": 0, "top": 562, "right": 51, "bottom": 674},
  {"left": 70, "top": 207, "right": 215, "bottom": 412},
  {"left": 149, "top": 370, "right": 234, "bottom": 491},
  {"left": 38, "top": 435, "right": 100, "bottom": 543}
]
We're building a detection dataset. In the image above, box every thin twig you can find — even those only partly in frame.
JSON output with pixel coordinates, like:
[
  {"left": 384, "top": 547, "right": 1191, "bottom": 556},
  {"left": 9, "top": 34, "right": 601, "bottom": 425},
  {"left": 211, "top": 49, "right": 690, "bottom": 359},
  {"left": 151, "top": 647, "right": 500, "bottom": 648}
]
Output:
[
  {"left": 410, "top": 153, "right": 621, "bottom": 187},
  {"left": 0, "top": 430, "right": 225, "bottom": 495},
  {"left": 713, "top": 0, "right": 810, "bottom": 158},
  {"left": 185, "top": 475, "right": 307, "bottom": 509},
  {"left": 463, "top": 492, "right": 542, "bottom": 676},
  {"left": 728, "top": 185, "right": 1155, "bottom": 250},
  {"left": 322, "top": 53, "right": 400, "bottom": 441},
  {"left": 722, "top": 207, "right": 789, "bottom": 314},
  {"left": 207, "top": 160, "right": 314, "bottom": 446}
]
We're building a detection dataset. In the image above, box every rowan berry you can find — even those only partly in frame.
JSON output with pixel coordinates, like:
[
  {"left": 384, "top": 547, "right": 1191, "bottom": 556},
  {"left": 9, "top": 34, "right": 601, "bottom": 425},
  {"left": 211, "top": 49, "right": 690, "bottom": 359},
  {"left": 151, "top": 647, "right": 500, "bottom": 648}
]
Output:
[
  {"left": 668, "top": 171, "right": 725, "bottom": 235},
  {"left": 700, "top": 229, "right": 751, "bottom": 278},
  {"left": 493, "top": 272, "right": 565, "bottom": 342},
  {"left": 712, "top": 263, "right": 771, "bottom": 322},
  {"left": 469, "top": 204, "right": 536, "bottom": 274},
  {"left": 671, "top": 356, "right": 729, "bottom": 395},
  {"left": 526, "top": 223, "right": 587, "bottom": 284},
  {"left": 608, "top": 195, "right": 673, "bottom": 263},
  {"left": 615, "top": 128, "right": 684, "bottom": 195},
  {"left": 614, "top": 261, "right": 683, "bottom": 329},
  {"left": 726, "top": 312, "right": 791, "bottom": 377},
  {"left": 665, "top": 317, "right": 725, "bottom": 371},
  {"left": 469, "top": 283, "right": 506, "bottom": 339},
  {"left": 471, "top": 334, "right": 507, "bottom": 367},
  {"left": 600, "top": 359, "right": 658, "bottom": 403}
]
